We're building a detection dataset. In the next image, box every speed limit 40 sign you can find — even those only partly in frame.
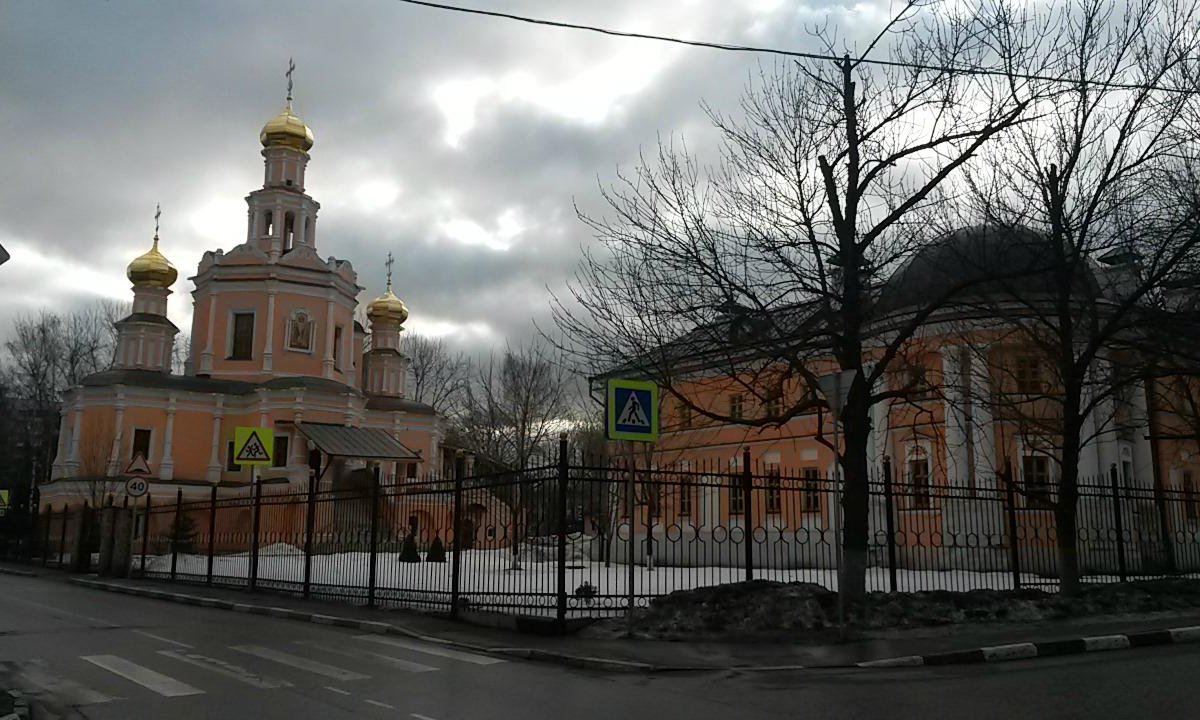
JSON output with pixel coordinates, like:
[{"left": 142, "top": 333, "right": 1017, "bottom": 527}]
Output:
[{"left": 125, "top": 477, "right": 149, "bottom": 498}]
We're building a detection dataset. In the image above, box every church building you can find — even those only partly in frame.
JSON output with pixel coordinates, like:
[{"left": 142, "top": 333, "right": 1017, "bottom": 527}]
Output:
[{"left": 42, "top": 86, "right": 445, "bottom": 507}]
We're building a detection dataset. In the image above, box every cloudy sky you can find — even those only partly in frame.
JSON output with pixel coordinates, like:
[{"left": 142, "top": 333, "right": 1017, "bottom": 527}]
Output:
[{"left": 0, "top": 0, "right": 882, "bottom": 354}]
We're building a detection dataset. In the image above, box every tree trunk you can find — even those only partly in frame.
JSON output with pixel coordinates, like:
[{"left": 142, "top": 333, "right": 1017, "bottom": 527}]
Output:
[
  {"left": 1056, "top": 422, "right": 1083, "bottom": 595},
  {"left": 839, "top": 397, "right": 872, "bottom": 601}
]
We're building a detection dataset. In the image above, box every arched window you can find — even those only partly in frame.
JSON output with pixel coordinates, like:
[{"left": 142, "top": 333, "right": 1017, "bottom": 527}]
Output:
[
  {"left": 286, "top": 309, "right": 314, "bottom": 352},
  {"left": 284, "top": 212, "right": 295, "bottom": 252}
]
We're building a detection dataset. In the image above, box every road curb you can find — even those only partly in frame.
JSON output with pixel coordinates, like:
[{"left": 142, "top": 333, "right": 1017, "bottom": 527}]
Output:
[
  {"left": 67, "top": 577, "right": 685, "bottom": 674},
  {"left": 856, "top": 626, "right": 1200, "bottom": 668},
  {"left": 0, "top": 566, "right": 38, "bottom": 578}
]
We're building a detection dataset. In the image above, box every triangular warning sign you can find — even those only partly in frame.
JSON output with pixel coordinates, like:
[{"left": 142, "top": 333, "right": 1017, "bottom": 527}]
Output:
[
  {"left": 124, "top": 452, "right": 152, "bottom": 476},
  {"left": 617, "top": 391, "right": 649, "bottom": 428},
  {"left": 235, "top": 431, "right": 271, "bottom": 463}
]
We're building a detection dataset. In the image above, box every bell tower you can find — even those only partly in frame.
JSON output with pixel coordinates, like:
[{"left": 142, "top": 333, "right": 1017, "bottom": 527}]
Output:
[{"left": 246, "top": 59, "right": 320, "bottom": 262}]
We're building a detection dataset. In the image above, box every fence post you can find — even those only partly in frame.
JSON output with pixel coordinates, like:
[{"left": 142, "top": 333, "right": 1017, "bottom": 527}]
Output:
[
  {"left": 303, "top": 451, "right": 319, "bottom": 600},
  {"left": 170, "top": 489, "right": 182, "bottom": 582},
  {"left": 882, "top": 456, "right": 898, "bottom": 593},
  {"left": 1003, "top": 462, "right": 1022, "bottom": 590},
  {"left": 58, "top": 503, "right": 68, "bottom": 568},
  {"left": 450, "top": 453, "right": 464, "bottom": 619},
  {"left": 556, "top": 434, "right": 569, "bottom": 630},
  {"left": 41, "top": 503, "right": 52, "bottom": 568},
  {"left": 250, "top": 470, "right": 262, "bottom": 592},
  {"left": 742, "top": 446, "right": 754, "bottom": 582},
  {"left": 206, "top": 485, "right": 217, "bottom": 587},
  {"left": 1110, "top": 464, "right": 1128, "bottom": 583},
  {"left": 368, "top": 465, "right": 381, "bottom": 609},
  {"left": 139, "top": 496, "right": 151, "bottom": 576}
]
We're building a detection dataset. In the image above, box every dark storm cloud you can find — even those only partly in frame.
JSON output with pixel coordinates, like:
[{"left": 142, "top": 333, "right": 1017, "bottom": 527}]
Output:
[{"left": 0, "top": 0, "right": 874, "bottom": 351}]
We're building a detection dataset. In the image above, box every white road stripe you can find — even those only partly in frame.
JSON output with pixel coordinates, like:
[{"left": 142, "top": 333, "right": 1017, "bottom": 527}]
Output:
[
  {"left": 354, "top": 635, "right": 504, "bottom": 665},
  {"left": 365, "top": 699, "right": 394, "bottom": 709},
  {"left": 231, "top": 645, "right": 369, "bottom": 681},
  {"left": 411, "top": 714, "right": 439, "bottom": 720},
  {"left": 81, "top": 655, "right": 204, "bottom": 697},
  {"left": 294, "top": 640, "right": 438, "bottom": 673},
  {"left": 324, "top": 686, "right": 352, "bottom": 695},
  {"left": 158, "top": 650, "right": 292, "bottom": 689},
  {"left": 133, "top": 630, "right": 194, "bottom": 649},
  {"left": 20, "top": 663, "right": 114, "bottom": 705}
]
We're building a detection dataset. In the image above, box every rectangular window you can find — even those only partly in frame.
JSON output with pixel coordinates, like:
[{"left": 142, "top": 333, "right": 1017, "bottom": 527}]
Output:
[
  {"left": 333, "top": 325, "right": 344, "bottom": 371},
  {"left": 909, "top": 455, "right": 931, "bottom": 509},
  {"left": 677, "top": 403, "right": 693, "bottom": 429},
  {"left": 729, "top": 394, "right": 744, "bottom": 420},
  {"left": 1015, "top": 357, "right": 1043, "bottom": 394},
  {"left": 905, "top": 365, "right": 932, "bottom": 399},
  {"left": 1023, "top": 455, "right": 1053, "bottom": 505},
  {"left": 226, "top": 440, "right": 241, "bottom": 472},
  {"left": 764, "top": 396, "right": 781, "bottom": 418},
  {"left": 678, "top": 476, "right": 692, "bottom": 516},
  {"left": 801, "top": 467, "right": 821, "bottom": 512},
  {"left": 231, "top": 312, "right": 255, "bottom": 360},
  {"left": 728, "top": 473, "right": 745, "bottom": 514},
  {"left": 272, "top": 434, "right": 289, "bottom": 468},
  {"left": 131, "top": 428, "right": 151, "bottom": 460},
  {"left": 1185, "top": 471, "right": 1198, "bottom": 521},
  {"left": 765, "top": 466, "right": 782, "bottom": 514}
]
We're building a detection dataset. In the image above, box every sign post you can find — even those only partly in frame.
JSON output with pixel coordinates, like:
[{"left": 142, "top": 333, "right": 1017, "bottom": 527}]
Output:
[
  {"left": 234, "top": 427, "right": 273, "bottom": 592},
  {"left": 605, "top": 379, "right": 660, "bottom": 636}
]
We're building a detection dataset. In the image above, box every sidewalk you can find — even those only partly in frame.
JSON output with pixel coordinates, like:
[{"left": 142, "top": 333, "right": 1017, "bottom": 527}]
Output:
[{"left": 11, "top": 563, "right": 1200, "bottom": 672}]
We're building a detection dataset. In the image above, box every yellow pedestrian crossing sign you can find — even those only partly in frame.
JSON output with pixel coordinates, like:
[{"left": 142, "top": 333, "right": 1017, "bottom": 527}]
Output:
[
  {"left": 0, "top": 489, "right": 9, "bottom": 513},
  {"left": 234, "top": 426, "right": 274, "bottom": 465},
  {"left": 606, "top": 379, "right": 659, "bottom": 442}
]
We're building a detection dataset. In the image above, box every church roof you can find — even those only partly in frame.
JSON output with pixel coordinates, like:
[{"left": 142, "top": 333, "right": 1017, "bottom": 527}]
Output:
[
  {"left": 79, "top": 369, "right": 363, "bottom": 396},
  {"left": 297, "top": 422, "right": 420, "bottom": 460}
]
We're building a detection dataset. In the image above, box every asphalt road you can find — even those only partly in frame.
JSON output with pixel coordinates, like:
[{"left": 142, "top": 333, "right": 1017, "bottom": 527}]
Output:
[{"left": 1, "top": 572, "right": 1197, "bottom": 719}]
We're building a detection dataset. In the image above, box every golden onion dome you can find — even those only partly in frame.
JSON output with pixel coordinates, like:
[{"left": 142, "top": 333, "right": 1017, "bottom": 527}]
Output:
[
  {"left": 367, "top": 284, "right": 409, "bottom": 324},
  {"left": 259, "top": 101, "right": 314, "bottom": 151},
  {"left": 127, "top": 235, "right": 178, "bottom": 289}
]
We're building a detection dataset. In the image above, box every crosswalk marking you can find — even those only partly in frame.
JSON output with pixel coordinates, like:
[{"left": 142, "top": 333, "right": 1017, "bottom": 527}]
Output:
[
  {"left": 134, "top": 630, "right": 194, "bottom": 649},
  {"left": 231, "top": 645, "right": 369, "bottom": 681},
  {"left": 18, "top": 662, "right": 114, "bottom": 706},
  {"left": 294, "top": 641, "right": 438, "bottom": 673},
  {"left": 353, "top": 635, "right": 504, "bottom": 665},
  {"left": 81, "top": 655, "right": 204, "bottom": 697},
  {"left": 365, "top": 699, "right": 394, "bottom": 709},
  {"left": 325, "top": 686, "right": 352, "bottom": 695},
  {"left": 158, "top": 650, "right": 293, "bottom": 689}
]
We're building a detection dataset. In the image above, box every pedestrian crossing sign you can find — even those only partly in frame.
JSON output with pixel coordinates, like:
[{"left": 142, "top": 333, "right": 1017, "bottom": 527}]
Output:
[
  {"left": 606, "top": 379, "right": 659, "bottom": 442},
  {"left": 0, "top": 489, "right": 8, "bottom": 515},
  {"left": 234, "top": 426, "right": 274, "bottom": 465}
]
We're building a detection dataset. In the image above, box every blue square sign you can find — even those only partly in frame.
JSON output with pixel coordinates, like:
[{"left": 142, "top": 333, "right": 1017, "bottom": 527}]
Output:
[{"left": 606, "top": 379, "right": 659, "bottom": 442}]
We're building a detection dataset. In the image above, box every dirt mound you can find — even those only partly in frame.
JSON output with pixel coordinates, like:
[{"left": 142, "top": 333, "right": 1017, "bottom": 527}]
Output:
[{"left": 589, "top": 578, "right": 1200, "bottom": 641}]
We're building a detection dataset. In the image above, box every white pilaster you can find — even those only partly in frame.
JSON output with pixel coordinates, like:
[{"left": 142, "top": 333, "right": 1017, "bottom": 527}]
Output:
[
  {"left": 942, "top": 345, "right": 970, "bottom": 491},
  {"left": 968, "top": 344, "right": 997, "bottom": 490},
  {"left": 263, "top": 290, "right": 276, "bottom": 372},
  {"left": 160, "top": 394, "right": 177, "bottom": 480},
  {"left": 207, "top": 396, "right": 224, "bottom": 483}
]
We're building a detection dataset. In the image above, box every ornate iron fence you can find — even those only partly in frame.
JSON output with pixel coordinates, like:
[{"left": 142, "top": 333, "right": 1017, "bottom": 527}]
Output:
[{"left": 6, "top": 440, "right": 1200, "bottom": 628}]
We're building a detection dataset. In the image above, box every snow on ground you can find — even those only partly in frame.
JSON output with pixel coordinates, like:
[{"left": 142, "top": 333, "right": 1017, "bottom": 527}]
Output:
[{"left": 138, "top": 545, "right": 1054, "bottom": 614}]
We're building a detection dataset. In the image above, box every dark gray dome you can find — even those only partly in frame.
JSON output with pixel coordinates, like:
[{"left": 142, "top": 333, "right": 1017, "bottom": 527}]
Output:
[{"left": 875, "top": 225, "right": 1094, "bottom": 316}]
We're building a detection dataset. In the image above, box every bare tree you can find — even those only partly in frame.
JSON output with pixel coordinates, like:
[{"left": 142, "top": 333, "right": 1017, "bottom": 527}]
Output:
[
  {"left": 552, "top": 0, "right": 1048, "bottom": 599},
  {"left": 400, "top": 334, "right": 470, "bottom": 413},
  {"left": 458, "top": 341, "right": 573, "bottom": 569},
  {"left": 953, "top": 0, "right": 1200, "bottom": 592}
]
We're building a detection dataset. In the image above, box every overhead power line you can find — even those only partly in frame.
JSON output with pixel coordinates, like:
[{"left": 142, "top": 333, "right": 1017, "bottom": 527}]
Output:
[{"left": 395, "top": 0, "right": 1198, "bottom": 95}]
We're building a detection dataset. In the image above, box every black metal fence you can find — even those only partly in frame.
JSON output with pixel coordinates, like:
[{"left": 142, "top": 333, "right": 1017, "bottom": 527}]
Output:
[{"left": 4, "top": 442, "right": 1200, "bottom": 624}]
